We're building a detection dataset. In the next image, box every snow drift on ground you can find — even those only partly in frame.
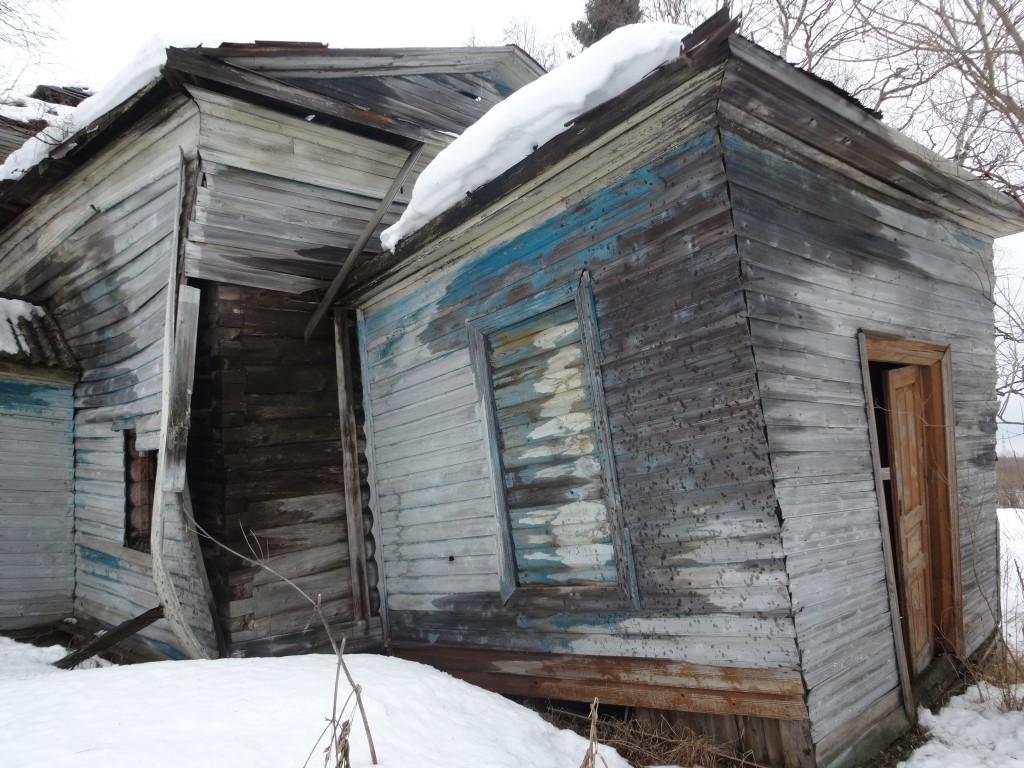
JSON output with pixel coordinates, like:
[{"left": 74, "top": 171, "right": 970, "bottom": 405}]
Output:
[
  {"left": 899, "top": 683, "right": 1024, "bottom": 768},
  {"left": 0, "top": 637, "right": 630, "bottom": 768},
  {"left": 1000, "top": 508, "right": 1024, "bottom": 649},
  {"left": 379, "top": 22, "right": 689, "bottom": 251}
]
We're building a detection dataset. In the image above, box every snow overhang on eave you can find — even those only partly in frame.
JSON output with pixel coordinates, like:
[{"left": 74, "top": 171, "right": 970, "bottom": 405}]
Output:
[
  {"left": 0, "top": 44, "right": 548, "bottom": 237},
  {"left": 0, "top": 76, "right": 173, "bottom": 233},
  {"left": 337, "top": 16, "right": 739, "bottom": 305},
  {"left": 346, "top": 24, "right": 1023, "bottom": 303}
]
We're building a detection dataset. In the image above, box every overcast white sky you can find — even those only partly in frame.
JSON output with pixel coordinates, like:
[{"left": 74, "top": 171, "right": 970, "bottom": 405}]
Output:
[{"left": 21, "top": 0, "right": 585, "bottom": 91}]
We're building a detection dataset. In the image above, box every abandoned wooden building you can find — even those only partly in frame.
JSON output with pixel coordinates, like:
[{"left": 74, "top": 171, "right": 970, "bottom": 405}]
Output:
[
  {"left": 1, "top": 13, "right": 1023, "bottom": 768},
  {"left": 0, "top": 41, "right": 544, "bottom": 659}
]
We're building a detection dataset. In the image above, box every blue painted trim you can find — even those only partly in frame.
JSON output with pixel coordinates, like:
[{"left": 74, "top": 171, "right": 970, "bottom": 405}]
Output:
[{"left": 364, "top": 129, "right": 719, "bottom": 338}]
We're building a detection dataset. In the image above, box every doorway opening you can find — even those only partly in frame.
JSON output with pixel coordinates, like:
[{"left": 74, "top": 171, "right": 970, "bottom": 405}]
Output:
[{"left": 862, "top": 334, "right": 963, "bottom": 685}]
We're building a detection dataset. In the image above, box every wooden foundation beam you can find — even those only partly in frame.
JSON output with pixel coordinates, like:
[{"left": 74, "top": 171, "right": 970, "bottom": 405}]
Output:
[{"left": 395, "top": 644, "right": 808, "bottom": 721}]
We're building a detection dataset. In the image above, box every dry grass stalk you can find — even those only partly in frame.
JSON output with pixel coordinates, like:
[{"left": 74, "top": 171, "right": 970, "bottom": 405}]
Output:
[
  {"left": 579, "top": 698, "right": 609, "bottom": 768},
  {"left": 546, "top": 703, "right": 729, "bottom": 768},
  {"left": 326, "top": 720, "right": 351, "bottom": 768},
  {"left": 976, "top": 642, "right": 1024, "bottom": 712},
  {"left": 186, "top": 515, "right": 379, "bottom": 764}
]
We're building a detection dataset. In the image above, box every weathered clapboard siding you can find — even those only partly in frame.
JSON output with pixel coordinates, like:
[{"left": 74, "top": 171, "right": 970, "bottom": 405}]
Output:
[
  {"left": 0, "top": 377, "right": 75, "bottom": 629},
  {"left": 0, "top": 97, "right": 218, "bottom": 655},
  {"left": 720, "top": 54, "right": 1000, "bottom": 746},
  {"left": 187, "top": 284, "right": 382, "bottom": 656},
  {"left": 361, "top": 57, "right": 800, "bottom": 679},
  {"left": 0, "top": 98, "right": 200, "bottom": 295},
  {"left": 184, "top": 88, "right": 437, "bottom": 295},
  {"left": 340, "top": 24, "right": 1021, "bottom": 768}
]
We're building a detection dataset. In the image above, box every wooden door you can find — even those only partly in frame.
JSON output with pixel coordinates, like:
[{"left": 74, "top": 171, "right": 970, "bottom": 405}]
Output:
[{"left": 885, "top": 365, "right": 934, "bottom": 676}]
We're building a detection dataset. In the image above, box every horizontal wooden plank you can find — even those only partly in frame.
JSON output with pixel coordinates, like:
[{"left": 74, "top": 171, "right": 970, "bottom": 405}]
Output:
[{"left": 395, "top": 645, "right": 807, "bottom": 720}]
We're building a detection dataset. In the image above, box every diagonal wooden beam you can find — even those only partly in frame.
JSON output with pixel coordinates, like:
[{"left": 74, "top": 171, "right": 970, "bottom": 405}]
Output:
[{"left": 304, "top": 142, "right": 425, "bottom": 341}]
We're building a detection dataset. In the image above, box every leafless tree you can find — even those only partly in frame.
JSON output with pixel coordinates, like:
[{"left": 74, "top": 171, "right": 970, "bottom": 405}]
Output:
[
  {"left": 502, "top": 16, "right": 567, "bottom": 70},
  {"left": 853, "top": 0, "right": 1024, "bottom": 199},
  {"left": 641, "top": 0, "right": 1022, "bottom": 200},
  {"left": 644, "top": 0, "right": 866, "bottom": 88},
  {"left": 996, "top": 252, "right": 1024, "bottom": 406},
  {"left": 643, "top": 0, "right": 713, "bottom": 25},
  {"left": 0, "top": 0, "right": 59, "bottom": 96},
  {"left": 641, "top": 2, "right": 1023, "bottom": 406}
]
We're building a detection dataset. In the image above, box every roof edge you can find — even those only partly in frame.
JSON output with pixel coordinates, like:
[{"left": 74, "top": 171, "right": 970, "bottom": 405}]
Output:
[{"left": 726, "top": 35, "right": 1024, "bottom": 237}]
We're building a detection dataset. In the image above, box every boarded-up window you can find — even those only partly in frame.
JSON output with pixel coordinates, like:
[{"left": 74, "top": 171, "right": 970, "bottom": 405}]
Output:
[
  {"left": 124, "top": 431, "right": 156, "bottom": 553},
  {"left": 469, "top": 273, "right": 637, "bottom": 603},
  {"left": 487, "top": 302, "right": 617, "bottom": 587}
]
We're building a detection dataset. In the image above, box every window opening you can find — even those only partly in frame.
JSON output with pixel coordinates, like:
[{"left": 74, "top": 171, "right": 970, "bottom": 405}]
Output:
[{"left": 125, "top": 430, "right": 157, "bottom": 553}]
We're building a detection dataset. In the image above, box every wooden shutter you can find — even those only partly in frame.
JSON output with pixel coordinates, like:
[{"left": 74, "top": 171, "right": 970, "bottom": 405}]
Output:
[{"left": 487, "top": 302, "right": 616, "bottom": 587}]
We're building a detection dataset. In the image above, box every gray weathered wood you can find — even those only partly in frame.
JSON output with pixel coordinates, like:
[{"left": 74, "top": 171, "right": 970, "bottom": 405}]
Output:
[
  {"left": 54, "top": 605, "right": 164, "bottom": 669},
  {"left": 305, "top": 142, "right": 425, "bottom": 340},
  {"left": 335, "top": 309, "right": 371, "bottom": 621}
]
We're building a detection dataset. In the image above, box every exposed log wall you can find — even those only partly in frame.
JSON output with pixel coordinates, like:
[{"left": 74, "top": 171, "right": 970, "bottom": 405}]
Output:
[{"left": 188, "top": 284, "right": 381, "bottom": 655}]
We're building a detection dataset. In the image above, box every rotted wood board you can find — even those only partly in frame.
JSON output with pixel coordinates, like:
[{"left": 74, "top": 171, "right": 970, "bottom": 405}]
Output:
[{"left": 396, "top": 645, "right": 807, "bottom": 720}]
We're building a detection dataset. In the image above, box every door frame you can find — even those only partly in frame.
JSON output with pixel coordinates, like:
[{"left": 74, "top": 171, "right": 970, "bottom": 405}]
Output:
[{"left": 859, "top": 333, "right": 963, "bottom": 715}]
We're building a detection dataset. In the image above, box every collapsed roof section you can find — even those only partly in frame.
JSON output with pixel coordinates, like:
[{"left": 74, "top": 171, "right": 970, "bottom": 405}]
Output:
[{"left": 0, "top": 43, "right": 545, "bottom": 231}]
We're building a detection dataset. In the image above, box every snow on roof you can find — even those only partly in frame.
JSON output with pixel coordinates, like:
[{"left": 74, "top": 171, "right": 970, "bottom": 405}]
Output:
[
  {"left": 0, "top": 95, "right": 75, "bottom": 128},
  {"left": 0, "top": 297, "right": 44, "bottom": 355},
  {"left": 0, "top": 35, "right": 189, "bottom": 182},
  {"left": 0, "top": 297, "right": 77, "bottom": 369},
  {"left": 379, "top": 22, "right": 689, "bottom": 252}
]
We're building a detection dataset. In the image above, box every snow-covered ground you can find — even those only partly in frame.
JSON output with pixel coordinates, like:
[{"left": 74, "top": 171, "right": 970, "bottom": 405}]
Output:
[
  {"left": 1, "top": 511, "right": 1022, "bottom": 767},
  {"left": 0, "top": 637, "right": 629, "bottom": 768},
  {"left": 897, "top": 510, "right": 1024, "bottom": 768},
  {"left": 899, "top": 683, "right": 1024, "bottom": 768},
  {"left": 1001, "top": 508, "right": 1024, "bottom": 650}
]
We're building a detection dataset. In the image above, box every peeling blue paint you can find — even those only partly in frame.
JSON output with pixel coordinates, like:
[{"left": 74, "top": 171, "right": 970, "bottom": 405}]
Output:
[
  {"left": 78, "top": 546, "right": 121, "bottom": 571},
  {"left": 957, "top": 231, "right": 986, "bottom": 251},
  {"left": 141, "top": 637, "right": 188, "bottom": 660},
  {"left": 365, "top": 128, "right": 720, "bottom": 341},
  {"left": 0, "top": 379, "right": 74, "bottom": 415}
]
